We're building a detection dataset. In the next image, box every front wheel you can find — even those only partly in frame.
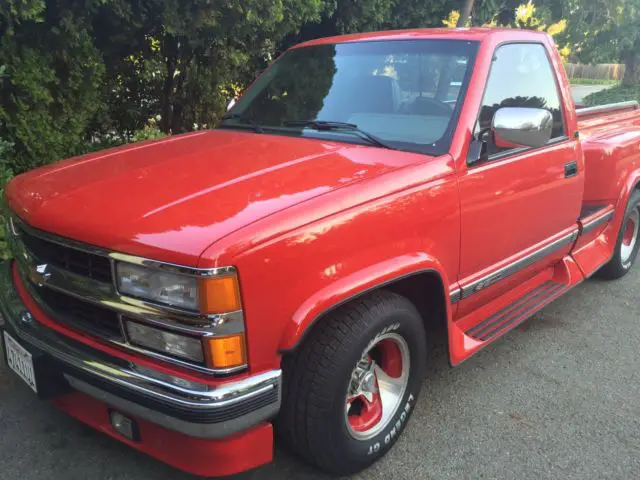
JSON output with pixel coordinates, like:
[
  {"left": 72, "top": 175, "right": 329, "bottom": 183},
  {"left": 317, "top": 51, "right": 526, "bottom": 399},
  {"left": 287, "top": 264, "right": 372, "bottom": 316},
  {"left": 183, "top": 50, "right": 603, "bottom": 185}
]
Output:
[
  {"left": 597, "top": 190, "right": 640, "bottom": 279},
  {"left": 277, "top": 290, "right": 426, "bottom": 475}
]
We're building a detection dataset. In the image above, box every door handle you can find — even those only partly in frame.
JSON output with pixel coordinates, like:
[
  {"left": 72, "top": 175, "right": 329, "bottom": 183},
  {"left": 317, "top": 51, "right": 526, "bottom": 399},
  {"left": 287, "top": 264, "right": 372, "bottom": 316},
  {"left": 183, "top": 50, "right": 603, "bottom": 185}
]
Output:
[{"left": 564, "top": 161, "right": 578, "bottom": 178}]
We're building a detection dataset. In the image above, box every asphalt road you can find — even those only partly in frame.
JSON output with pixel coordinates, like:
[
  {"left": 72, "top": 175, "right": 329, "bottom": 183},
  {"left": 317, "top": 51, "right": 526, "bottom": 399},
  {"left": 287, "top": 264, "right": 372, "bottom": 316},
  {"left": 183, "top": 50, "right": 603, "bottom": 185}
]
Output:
[
  {"left": 2, "top": 261, "right": 639, "bottom": 480},
  {"left": 572, "top": 84, "right": 614, "bottom": 104}
]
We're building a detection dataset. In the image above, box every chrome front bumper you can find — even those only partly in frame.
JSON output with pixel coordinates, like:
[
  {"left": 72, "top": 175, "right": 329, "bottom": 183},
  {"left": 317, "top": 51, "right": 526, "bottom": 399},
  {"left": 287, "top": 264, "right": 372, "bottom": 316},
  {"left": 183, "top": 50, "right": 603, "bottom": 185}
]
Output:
[{"left": 0, "top": 261, "right": 281, "bottom": 439}]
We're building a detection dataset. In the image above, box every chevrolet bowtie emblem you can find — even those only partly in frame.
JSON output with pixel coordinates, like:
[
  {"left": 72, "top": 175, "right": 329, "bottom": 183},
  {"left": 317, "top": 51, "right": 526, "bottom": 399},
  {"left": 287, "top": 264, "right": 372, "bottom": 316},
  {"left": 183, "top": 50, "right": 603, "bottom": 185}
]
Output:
[{"left": 30, "top": 263, "right": 51, "bottom": 285}]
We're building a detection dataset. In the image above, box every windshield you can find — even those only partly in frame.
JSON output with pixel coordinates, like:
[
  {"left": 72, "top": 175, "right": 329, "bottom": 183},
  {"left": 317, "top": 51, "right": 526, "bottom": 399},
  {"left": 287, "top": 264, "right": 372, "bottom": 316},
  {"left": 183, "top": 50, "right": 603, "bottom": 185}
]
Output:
[{"left": 221, "top": 39, "right": 479, "bottom": 155}]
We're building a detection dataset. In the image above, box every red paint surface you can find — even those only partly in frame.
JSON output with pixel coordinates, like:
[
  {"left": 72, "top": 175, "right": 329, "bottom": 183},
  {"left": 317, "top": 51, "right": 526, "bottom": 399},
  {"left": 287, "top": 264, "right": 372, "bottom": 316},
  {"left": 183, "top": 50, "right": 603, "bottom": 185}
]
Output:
[
  {"left": 53, "top": 391, "right": 273, "bottom": 477},
  {"left": 5, "top": 28, "right": 640, "bottom": 475}
]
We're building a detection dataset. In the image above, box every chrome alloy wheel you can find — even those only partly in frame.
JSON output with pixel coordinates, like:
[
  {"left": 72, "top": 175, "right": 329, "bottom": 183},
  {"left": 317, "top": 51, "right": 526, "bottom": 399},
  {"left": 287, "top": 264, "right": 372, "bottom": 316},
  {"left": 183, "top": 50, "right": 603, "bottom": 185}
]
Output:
[
  {"left": 621, "top": 208, "right": 640, "bottom": 268},
  {"left": 344, "top": 332, "right": 410, "bottom": 440}
]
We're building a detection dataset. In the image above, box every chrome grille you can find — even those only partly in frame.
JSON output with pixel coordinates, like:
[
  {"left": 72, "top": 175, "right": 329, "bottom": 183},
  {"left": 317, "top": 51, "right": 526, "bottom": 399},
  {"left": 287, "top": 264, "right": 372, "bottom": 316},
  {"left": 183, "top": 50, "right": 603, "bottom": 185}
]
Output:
[
  {"left": 33, "top": 285, "right": 123, "bottom": 340},
  {"left": 17, "top": 225, "right": 112, "bottom": 283},
  {"left": 5, "top": 212, "right": 245, "bottom": 375}
]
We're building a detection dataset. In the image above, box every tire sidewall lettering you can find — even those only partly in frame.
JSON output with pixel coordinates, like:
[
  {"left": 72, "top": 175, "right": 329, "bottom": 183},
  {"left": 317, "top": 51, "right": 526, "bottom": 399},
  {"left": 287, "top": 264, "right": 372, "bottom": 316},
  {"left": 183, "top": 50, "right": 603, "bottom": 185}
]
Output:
[
  {"left": 359, "top": 322, "right": 401, "bottom": 359},
  {"left": 366, "top": 392, "right": 415, "bottom": 455}
]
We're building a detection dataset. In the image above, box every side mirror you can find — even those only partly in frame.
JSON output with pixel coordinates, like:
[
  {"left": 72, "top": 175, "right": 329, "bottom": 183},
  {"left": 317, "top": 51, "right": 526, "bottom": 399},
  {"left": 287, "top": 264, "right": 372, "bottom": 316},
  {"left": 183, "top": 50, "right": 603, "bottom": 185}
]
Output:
[{"left": 492, "top": 107, "right": 553, "bottom": 149}]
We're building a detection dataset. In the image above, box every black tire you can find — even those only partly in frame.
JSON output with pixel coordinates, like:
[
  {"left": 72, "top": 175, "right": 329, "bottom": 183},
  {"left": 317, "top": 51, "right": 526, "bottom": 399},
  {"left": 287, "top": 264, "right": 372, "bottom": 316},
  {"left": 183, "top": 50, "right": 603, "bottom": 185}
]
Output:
[
  {"left": 276, "top": 290, "right": 426, "bottom": 475},
  {"left": 597, "top": 189, "right": 640, "bottom": 279}
]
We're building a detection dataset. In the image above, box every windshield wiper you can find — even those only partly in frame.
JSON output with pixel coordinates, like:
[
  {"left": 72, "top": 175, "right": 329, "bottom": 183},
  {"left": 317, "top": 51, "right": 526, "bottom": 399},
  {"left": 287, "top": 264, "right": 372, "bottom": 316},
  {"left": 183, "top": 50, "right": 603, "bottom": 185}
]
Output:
[
  {"left": 283, "top": 120, "right": 396, "bottom": 150},
  {"left": 219, "top": 113, "right": 264, "bottom": 133}
]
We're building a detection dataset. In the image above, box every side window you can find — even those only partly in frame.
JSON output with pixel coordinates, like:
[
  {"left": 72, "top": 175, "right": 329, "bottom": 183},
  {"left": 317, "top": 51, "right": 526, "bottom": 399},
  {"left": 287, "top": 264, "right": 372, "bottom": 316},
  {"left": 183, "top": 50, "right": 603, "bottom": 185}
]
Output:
[{"left": 478, "top": 43, "right": 565, "bottom": 155}]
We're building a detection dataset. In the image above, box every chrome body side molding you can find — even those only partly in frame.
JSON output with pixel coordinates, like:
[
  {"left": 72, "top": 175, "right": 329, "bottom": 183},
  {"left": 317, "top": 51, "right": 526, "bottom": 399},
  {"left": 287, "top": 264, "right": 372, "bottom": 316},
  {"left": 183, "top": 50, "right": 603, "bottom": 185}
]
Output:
[
  {"left": 449, "top": 288, "right": 461, "bottom": 304},
  {"left": 581, "top": 210, "right": 614, "bottom": 235},
  {"left": 576, "top": 101, "right": 639, "bottom": 119},
  {"left": 451, "top": 230, "right": 578, "bottom": 304}
]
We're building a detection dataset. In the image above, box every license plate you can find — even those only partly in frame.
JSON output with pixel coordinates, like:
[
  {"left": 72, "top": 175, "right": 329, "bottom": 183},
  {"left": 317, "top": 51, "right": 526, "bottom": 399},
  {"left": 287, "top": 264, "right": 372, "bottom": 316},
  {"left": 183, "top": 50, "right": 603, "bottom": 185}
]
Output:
[{"left": 3, "top": 331, "right": 38, "bottom": 393}]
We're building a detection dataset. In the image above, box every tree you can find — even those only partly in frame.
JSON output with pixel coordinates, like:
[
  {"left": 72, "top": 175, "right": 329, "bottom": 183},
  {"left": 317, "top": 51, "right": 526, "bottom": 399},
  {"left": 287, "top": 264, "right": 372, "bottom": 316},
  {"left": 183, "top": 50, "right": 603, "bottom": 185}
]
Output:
[
  {"left": 0, "top": 0, "right": 330, "bottom": 171},
  {"left": 444, "top": 1, "right": 570, "bottom": 60},
  {"left": 282, "top": 0, "right": 456, "bottom": 50},
  {"left": 94, "top": 0, "right": 328, "bottom": 134},
  {"left": 564, "top": 0, "right": 639, "bottom": 85},
  {"left": 458, "top": 0, "right": 475, "bottom": 26}
]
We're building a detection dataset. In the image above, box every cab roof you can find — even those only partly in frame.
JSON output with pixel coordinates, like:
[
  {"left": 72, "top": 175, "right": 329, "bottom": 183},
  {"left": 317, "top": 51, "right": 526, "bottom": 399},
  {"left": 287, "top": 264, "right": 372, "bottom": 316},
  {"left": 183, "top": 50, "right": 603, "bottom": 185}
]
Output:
[{"left": 293, "top": 28, "right": 551, "bottom": 49}]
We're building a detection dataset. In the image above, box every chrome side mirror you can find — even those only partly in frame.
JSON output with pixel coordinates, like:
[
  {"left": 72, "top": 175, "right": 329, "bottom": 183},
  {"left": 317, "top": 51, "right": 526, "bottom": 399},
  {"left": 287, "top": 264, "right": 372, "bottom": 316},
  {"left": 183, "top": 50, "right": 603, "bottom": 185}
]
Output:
[{"left": 492, "top": 107, "right": 553, "bottom": 149}]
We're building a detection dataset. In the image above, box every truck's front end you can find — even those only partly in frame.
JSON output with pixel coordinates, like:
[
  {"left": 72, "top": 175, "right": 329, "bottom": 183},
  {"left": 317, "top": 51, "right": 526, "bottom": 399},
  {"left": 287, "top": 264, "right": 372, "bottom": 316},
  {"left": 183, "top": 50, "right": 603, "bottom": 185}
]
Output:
[{"left": 0, "top": 210, "right": 281, "bottom": 476}]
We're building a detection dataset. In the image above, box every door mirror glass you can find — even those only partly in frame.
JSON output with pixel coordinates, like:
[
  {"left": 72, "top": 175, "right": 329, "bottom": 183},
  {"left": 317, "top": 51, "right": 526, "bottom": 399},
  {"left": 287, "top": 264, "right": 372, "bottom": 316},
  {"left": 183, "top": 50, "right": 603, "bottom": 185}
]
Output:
[{"left": 491, "top": 107, "right": 553, "bottom": 149}]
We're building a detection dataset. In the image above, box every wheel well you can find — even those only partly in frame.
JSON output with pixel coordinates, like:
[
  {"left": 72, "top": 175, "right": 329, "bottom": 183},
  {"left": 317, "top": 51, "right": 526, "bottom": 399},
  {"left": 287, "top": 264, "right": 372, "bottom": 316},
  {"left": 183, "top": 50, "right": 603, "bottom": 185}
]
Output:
[
  {"left": 283, "top": 271, "right": 449, "bottom": 356},
  {"left": 383, "top": 271, "right": 448, "bottom": 335}
]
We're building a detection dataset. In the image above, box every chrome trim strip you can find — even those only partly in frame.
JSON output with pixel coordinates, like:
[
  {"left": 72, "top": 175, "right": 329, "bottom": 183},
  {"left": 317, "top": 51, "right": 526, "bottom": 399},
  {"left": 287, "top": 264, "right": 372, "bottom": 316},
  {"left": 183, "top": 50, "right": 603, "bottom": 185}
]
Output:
[
  {"left": 64, "top": 377, "right": 280, "bottom": 439},
  {"left": 110, "top": 251, "right": 236, "bottom": 278},
  {"left": 458, "top": 231, "right": 577, "bottom": 301},
  {"left": 449, "top": 288, "right": 461, "bottom": 304},
  {"left": 581, "top": 210, "right": 614, "bottom": 235},
  {"left": 9, "top": 215, "right": 111, "bottom": 257},
  {"left": 10, "top": 214, "right": 233, "bottom": 278},
  {"left": 576, "top": 101, "right": 639, "bottom": 118}
]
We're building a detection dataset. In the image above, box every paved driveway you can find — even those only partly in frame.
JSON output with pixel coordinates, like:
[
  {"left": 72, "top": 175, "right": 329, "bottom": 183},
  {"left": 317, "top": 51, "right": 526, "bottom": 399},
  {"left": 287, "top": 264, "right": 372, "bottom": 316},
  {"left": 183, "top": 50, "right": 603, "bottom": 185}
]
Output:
[{"left": 1, "top": 266, "right": 640, "bottom": 480}]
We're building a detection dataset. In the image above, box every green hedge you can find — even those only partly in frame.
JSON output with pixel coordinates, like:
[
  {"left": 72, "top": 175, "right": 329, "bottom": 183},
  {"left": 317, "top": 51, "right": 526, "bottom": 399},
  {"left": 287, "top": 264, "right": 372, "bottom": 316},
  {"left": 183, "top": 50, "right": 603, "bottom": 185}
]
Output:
[{"left": 583, "top": 85, "right": 640, "bottom": 107}]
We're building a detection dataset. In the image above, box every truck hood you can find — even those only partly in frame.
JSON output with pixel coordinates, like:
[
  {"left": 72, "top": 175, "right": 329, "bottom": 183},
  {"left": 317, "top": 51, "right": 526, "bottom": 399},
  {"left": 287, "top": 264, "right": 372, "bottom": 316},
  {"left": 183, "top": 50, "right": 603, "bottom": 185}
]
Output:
[{"left": 7, "top": 130, "right": 405, "bottom": 265}]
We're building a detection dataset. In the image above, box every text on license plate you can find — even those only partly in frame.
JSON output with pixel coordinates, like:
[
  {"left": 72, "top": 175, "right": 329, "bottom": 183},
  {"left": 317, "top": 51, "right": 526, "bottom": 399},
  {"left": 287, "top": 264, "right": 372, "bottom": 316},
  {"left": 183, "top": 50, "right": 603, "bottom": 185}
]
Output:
[{"left": 3, "top": 331, "right": 37, "bottom": 393}]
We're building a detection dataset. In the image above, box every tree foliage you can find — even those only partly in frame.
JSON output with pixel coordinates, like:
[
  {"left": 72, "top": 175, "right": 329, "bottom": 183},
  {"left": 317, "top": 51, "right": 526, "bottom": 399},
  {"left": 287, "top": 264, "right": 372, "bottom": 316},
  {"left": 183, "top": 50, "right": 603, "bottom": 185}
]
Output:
[
  {"left": 444, "top": 1, "right": 570, "bottom": 61},
  {"left": 1, "top": 0, "right": 466, "bottom": 181},
  {"left": 0, "top": 0, "right": 105, "bottom": 172},
  {"left": 563, "top": 0, "right": 640, "bottom": 85},
  {"left": 0, "top": 0, "right": 330, "bottom": 177}
]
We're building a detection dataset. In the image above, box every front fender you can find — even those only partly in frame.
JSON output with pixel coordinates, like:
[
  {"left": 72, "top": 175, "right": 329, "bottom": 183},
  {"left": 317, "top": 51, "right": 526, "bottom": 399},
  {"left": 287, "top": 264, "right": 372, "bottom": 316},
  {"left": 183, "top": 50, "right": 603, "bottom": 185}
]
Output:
[
  {"left": 279, "top": 253, "right": 452, "bottom": 352},
  {"left": 200, "top": 155, "right": 460, "bottom": 371}
]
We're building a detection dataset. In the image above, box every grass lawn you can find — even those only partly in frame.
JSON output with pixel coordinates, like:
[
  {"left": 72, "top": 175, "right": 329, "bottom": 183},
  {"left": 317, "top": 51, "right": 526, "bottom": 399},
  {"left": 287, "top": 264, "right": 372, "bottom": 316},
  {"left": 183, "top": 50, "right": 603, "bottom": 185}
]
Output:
[{"left": 569, "top": 78, "right": 620, "bottom": 86}]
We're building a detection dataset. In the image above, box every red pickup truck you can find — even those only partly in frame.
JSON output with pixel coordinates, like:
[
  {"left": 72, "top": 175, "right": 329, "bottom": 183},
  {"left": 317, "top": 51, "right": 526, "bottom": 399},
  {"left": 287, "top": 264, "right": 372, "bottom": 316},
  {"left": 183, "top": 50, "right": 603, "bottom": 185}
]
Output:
[{"left": 2, "top": 27, "right": 640, "bottom": 477}]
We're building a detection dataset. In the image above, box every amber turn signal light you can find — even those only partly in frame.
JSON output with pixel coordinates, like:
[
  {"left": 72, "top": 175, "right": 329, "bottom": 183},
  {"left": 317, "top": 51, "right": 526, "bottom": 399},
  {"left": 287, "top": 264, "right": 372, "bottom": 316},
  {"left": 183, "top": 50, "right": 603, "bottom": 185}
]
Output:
[
  {"left": 199, "top": 275, "right": 242, "bottom": 314},
  {"left": 205, "top": 334, "right": 247, "bottom": 369}
]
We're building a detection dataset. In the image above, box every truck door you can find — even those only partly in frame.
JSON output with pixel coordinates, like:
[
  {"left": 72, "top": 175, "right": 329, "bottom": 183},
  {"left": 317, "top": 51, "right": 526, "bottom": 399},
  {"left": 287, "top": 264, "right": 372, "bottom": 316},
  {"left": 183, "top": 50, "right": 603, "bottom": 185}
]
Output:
[{"left": 455, "top": 42, "right": 583, "bottom": 317}]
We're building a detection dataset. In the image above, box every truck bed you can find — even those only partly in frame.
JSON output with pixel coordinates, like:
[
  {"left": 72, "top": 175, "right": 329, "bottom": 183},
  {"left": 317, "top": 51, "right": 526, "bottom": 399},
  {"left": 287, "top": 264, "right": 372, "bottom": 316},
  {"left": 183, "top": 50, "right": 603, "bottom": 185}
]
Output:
[
  {"left": 577, "top": 101, "right": 640, "bottom": 135},
  {"left": 577, "top": 101, "right": 640, "bottom": 207}
]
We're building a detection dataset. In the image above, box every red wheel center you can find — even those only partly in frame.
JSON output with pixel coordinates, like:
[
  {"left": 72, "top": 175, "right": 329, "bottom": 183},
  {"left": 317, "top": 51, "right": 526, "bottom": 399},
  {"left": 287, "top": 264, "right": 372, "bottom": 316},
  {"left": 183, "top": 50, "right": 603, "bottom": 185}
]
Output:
[
  {"left": 347, "top": 339, "right": 404, "bottom": 433},
  {"left": 347, "top": 389, "right": 383, "bottom": 432}
]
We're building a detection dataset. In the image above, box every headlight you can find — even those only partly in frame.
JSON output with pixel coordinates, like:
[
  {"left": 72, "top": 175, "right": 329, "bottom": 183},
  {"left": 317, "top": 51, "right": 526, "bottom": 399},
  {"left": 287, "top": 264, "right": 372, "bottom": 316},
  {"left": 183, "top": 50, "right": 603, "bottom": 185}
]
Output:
[
  {"left": 116, "top": 260, "right": 247, "bottom": 370},
  {"left": 117, "top": 263, "right": 199, "bottom": 310},
  {"left": 125, "top": 320, "right": 204, "bottom": 363}
]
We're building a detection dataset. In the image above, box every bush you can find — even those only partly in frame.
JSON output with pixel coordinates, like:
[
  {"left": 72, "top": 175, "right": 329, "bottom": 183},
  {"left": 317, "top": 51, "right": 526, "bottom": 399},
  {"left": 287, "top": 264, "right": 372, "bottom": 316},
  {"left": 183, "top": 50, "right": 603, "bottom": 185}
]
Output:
[
  {"left": 131, "top": 118, "right": 166, "bottom": 143},
  {"left": 0, "top": 24, "right": 106, "bottom": 174},
  {"left": 583, "top": 85, "right": 640, "bottom": 107},
  {"left": 0, "top": 136, "right": 14, "bottom": 259}
]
